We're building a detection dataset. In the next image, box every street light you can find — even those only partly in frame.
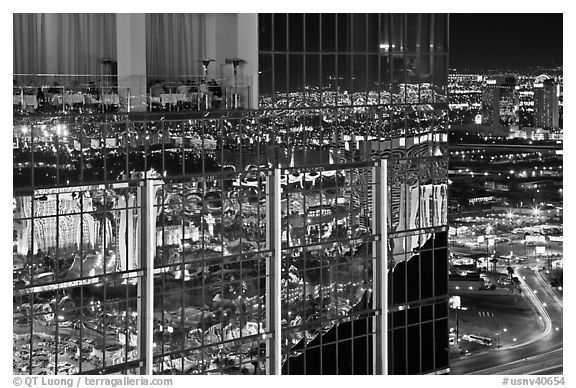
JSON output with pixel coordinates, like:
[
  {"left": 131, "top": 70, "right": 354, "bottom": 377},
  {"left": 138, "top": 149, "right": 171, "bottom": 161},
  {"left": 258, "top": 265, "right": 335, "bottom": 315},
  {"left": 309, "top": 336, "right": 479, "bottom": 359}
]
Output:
[{"left": 507, "top": 211, "right": 514, "bottom": 222}]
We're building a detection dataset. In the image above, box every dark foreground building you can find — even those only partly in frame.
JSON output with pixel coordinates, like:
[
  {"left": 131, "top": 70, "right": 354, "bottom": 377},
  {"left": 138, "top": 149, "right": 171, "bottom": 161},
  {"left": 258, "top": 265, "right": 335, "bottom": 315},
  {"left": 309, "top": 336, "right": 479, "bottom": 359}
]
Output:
[{"left": 13, "top": 13, "right": 449, "bottom": 375}]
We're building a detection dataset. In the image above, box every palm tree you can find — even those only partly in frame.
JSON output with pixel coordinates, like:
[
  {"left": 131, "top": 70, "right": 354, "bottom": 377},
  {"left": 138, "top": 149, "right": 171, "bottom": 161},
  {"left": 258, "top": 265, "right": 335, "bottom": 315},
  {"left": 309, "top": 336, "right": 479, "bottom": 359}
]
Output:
[{"left": 489, "top": 258, "right": 499, "bottom": 272}]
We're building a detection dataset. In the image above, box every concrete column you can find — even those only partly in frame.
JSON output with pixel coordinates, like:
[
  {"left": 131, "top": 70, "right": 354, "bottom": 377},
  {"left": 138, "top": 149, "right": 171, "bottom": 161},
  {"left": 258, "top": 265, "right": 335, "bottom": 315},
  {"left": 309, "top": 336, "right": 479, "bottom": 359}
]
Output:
[
  {"left": 116, "top": 13, "right": 147, "bottom": 112},
  {"left": 236, "top": 14, "right": 259, "bottom": 109},
  {"left": 215, "top": 14, "right": 238, "bottom": 79},
  {"left": 203, "top": 14, "right": 217, "bottom": 79}
]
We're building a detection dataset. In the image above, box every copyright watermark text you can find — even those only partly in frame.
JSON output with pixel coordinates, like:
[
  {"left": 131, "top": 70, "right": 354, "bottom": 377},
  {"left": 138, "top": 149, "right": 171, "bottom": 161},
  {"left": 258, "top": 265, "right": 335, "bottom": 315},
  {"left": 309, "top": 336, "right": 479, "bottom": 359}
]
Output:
[
  {"left": 13, "top": 377, "right": 173, "bottom": 388},
  {"left": 502, "top": 377, "right": 565, "bottom": 386}
]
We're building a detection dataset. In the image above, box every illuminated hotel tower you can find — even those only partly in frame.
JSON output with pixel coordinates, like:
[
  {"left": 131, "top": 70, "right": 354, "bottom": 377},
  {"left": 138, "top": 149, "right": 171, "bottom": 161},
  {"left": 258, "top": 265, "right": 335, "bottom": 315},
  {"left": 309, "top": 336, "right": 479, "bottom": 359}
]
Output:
[{"left": 533, "top": 74, "right": 560, "bottom": 129}]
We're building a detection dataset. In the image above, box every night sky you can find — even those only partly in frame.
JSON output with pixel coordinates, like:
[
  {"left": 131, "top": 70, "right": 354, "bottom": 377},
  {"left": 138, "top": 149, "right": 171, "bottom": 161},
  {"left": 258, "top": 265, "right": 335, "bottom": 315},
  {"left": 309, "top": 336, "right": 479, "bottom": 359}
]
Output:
[{"left": 449, "top": 13, "right": 563, "bottom": 70}]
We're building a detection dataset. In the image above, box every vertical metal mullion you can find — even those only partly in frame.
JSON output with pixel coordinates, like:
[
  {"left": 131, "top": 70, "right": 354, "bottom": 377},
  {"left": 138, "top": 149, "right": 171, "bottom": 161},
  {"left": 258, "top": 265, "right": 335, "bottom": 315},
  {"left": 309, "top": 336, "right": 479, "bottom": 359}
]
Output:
[
  {"left": 200, "top": 179, "right": 206, "bottom": 374},
  {"left": 27, "top": 138, "right": 35, "bottom": 375},
  {"left": 265, "top": 168, "right": 271, "bottom": 373},
  {"left": 265, "top": 169, "right": 281, "bottom": 374},
  {"left": 124, "top": 252, "right": 130, "bottom": 374},
  {"left": 54, "top": 193, "right": 60, "bottom": 374},
  {"left": 125, "top": 124, "right": 130, "bottom": 181},
  {"left": 102, "top": 123, "right": 107, "bottom": 182},
  {"left": 275, "top": 168, "right": 282, "bottom": 375},
  {"left": 334, "top": 16, "right": 339, "bottom": 110},
  {"left": 302, "top": 177, "right": 307, "bottom": 372},
  {"left": 382, "top": 159, "right": 389, "bottom": 376},
  {"left": 319, "top": 123, "right": 324, "bottom": 373},
  {"left": 181, "top": 179, "right": 186, "bottom": 371},
  {"left": 30, "top": 124, "right": 35, "bottom": 189},
  {"left": 102, "top": 283, "right": 107, "bottom": 372},
  {"left": 372, "top": 160, "right": 388, "bottom": 374},
  {"left": 141, "top": 173, "right": 155, "bottom": 374},
  {"left": 371, "top": 164, "right": 378, "bottom": 374},
  {"left": 26, "top": 196, "right": 34, "bottom": 374},
  {"left": 431, "top": 15, "right": 436, "bottom": 104},
  {"left": 161, "top": 121, "right": 166, "bottom": 177}
]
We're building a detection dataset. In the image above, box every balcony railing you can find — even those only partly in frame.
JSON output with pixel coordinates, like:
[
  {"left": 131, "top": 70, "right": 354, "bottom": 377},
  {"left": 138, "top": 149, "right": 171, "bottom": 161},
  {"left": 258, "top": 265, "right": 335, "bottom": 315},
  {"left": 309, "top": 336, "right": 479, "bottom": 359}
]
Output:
[{"left": 13, "top": 74, "right": 253, "bottom": 116}]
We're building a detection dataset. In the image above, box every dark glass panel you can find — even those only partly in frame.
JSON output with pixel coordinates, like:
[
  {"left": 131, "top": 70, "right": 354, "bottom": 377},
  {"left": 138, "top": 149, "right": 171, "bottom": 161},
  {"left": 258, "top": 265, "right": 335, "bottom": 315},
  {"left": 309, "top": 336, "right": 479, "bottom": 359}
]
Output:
[
  {"left": 321, "top": 14, "right": 336, "bottom": 52},
  {"left": 305, "top": 14, "right": 320, "bottom": 52},
  {"left": 421, "top": 321, "right": 434, "bottom": 372},
  {"left": 259, "top": 14, "right": 272, "bottom": 51},
  {"left": 352, "top": 14, "right": 367, "bottom": 52},
  {"left": 288, "top": 14, "right": 304, "bottom": 52},
  {"left": 274, "top": 14, "right": 287, "bottom": 52},
  {"left": 337, "top": 14, "right": 351, "bottom": 52},
  {"left": 434, "top": 318, "right": 449, "bottom": 369},
  {"left": 367, "top": 13, "right": 380, "bottom": 53},
  {"left": 392, "top": 328, "right": 406, "bottom": 374},
  {"left": 407, "top": 324, "right": 420, "bottom": 374}
]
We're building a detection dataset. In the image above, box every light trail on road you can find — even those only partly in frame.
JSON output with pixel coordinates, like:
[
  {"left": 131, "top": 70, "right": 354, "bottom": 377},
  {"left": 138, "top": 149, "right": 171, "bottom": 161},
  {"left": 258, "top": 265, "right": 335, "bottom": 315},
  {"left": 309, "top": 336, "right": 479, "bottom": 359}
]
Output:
[
  {"left": 469, "top": 348, "right": 562, "bottom": 375},
  {"left": 451, "top": 267, "right": 563, "bottom": 375}
]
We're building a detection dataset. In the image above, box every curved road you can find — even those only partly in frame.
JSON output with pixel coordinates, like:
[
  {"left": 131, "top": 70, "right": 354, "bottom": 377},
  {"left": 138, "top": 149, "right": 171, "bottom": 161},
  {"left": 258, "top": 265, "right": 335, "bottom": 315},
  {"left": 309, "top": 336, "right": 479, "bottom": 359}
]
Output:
[{"left": 451, "top": 267, "right": 563, "bottom": 375}]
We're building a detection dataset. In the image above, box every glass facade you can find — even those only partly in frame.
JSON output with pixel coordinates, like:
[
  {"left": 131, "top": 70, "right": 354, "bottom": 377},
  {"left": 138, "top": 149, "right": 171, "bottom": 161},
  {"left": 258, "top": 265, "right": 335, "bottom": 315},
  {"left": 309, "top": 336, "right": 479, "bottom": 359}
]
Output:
[
  {"left": 13, "top": 13, "right": 449, "bottom": 375},
  {"left": 258, "top": 13, "right": 450, "bottom": 375}
]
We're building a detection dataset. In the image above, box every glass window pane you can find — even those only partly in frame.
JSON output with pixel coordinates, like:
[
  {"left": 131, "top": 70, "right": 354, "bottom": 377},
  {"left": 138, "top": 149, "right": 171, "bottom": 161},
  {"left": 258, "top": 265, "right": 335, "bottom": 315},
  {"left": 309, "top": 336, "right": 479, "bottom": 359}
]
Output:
[{"left": 305, "top": 14, "right": 320, "bottom": 52}]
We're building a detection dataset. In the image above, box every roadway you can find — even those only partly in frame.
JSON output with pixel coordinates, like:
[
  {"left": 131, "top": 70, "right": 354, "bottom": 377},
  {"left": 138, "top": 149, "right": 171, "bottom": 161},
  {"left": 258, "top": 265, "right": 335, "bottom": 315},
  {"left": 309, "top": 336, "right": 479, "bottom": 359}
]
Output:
[
  {"left": 450, "top": 267, "right": 563, "bottom": 375},
  {"left": 453, "top": 143, "right": 562, "bottom": 152}
]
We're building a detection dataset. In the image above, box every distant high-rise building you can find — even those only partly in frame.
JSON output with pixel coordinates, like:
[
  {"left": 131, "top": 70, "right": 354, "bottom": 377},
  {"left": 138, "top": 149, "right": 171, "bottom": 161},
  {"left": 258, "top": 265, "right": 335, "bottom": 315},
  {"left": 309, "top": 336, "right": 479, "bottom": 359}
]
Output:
[
  {"left": 533, "top": 74, "right": 560, "bottom": 129},
  {"left": 481, "top": 75, "right": 519, "bottom": 127}
]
